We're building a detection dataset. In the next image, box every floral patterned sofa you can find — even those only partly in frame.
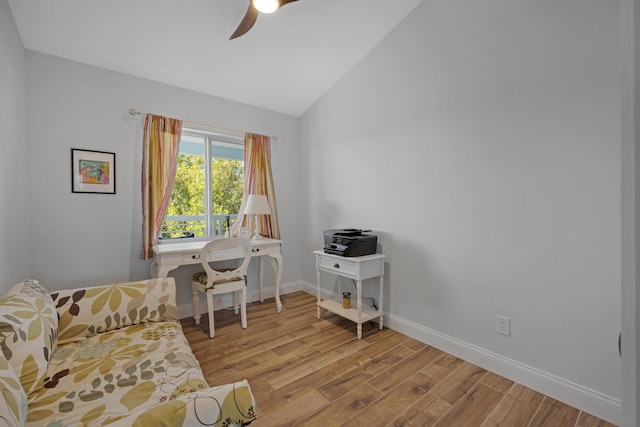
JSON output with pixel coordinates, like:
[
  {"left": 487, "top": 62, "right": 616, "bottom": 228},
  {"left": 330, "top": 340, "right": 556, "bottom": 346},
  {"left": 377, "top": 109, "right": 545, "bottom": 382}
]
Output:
[{"left": 0, "top": 278, "right": 257, "bottom": 426}]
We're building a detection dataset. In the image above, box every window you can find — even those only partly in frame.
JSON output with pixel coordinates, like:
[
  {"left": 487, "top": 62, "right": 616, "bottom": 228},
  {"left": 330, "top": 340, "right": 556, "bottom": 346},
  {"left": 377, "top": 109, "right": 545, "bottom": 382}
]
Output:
[{"left": 161, "top": 128, "right": 244, "bottom": 240}]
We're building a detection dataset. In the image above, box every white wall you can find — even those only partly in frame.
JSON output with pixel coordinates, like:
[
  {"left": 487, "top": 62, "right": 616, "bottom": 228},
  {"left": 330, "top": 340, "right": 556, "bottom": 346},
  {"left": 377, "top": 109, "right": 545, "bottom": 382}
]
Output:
[
  {"left": 24, "top": 52, "right": 303, "bottom": 307},
  {"left": 0, "top": 0, "right": 30, "bottom": 291},
  {"left": 301, "top": 0, "right": 621, "bottom": 421}
]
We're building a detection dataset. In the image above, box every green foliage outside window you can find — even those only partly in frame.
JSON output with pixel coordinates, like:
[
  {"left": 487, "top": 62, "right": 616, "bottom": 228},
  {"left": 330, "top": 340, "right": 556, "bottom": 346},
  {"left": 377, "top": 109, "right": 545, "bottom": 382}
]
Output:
[
  {"left": 169, "top": 154, "right": 205, "bottom": 217},
  {"left": 163, "top": 154, "right": 243, "bottom": 238},
  {"left": 210, "top": 158, "right": 244, "bottom": 215}
]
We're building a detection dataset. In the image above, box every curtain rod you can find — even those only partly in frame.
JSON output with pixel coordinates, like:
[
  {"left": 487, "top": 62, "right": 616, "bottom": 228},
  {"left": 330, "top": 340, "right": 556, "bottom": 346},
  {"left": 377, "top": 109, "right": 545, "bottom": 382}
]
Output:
[{"left": 128, "top": 109, "right": 277, "bottom": 142}]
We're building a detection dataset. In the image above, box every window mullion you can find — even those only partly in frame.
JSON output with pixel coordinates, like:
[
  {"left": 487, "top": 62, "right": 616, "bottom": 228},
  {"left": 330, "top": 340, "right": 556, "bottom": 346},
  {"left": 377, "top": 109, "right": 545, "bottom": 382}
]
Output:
[{"left": 204, "top": 136, "right": 213, "bottom": 236}]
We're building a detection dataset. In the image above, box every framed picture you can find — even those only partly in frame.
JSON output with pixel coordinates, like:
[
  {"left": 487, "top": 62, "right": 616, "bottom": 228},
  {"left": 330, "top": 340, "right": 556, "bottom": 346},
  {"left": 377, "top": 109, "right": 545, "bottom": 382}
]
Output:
[
  {"left": 71, "top": 149, "right": 116, "bottom": 194},
  {"left": 239, "top": 227, "right": 251, "bottom": 239}
]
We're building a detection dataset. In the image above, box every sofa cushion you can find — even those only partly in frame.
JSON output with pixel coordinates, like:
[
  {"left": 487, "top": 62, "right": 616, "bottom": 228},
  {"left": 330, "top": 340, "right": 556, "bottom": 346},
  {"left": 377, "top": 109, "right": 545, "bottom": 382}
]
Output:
[
  {"left": 0, "top": 356, "right": 28, "bottom": 426},
  {"left": 0, "top": 280, "right": 58, "bottom": 398},
  {"left": 51, "top": 278, "right": 179, "bottom": 346},
  {"left": 192, "top": 270, "right": 246, "bottom": 288},
  {"left": 26, "top": 320, "right": 255, "bottom": 426}
]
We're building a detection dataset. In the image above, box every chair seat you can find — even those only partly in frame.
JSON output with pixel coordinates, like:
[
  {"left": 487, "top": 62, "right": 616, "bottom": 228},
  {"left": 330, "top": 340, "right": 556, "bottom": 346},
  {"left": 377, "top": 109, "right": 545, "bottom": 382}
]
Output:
[{"left": 192, "top": 270, "right": 246, "bottom": 289}]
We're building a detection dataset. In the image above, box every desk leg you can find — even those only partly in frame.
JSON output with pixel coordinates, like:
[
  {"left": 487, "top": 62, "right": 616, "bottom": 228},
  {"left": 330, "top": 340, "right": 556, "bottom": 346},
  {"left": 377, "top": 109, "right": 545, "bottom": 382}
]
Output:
[
  {"left": 316, "top": 263, "right": 321, "bottom": 320},
  {"left": 270, "top": 254, "right": 283, "bottom": 313},
  {"left": 152, "top": 264, "right": 172, "bottom": 279},
  {"left": 151, "top": 262, "right": 158, "bottom": 278},
  {"left": 259, "top": 256, "right": 264, "bottom": 303}
]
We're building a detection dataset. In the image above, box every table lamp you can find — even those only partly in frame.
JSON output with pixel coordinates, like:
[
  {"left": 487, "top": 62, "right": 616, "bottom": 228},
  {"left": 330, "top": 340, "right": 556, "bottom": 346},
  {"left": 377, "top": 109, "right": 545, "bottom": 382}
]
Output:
[{"left": 244, "top": 194, "right": 270, "bottom": 240}]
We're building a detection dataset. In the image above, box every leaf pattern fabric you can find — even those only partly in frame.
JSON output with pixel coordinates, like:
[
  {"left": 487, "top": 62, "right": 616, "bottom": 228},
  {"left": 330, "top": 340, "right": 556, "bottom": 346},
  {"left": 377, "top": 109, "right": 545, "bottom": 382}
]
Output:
[
  {"left": 0, "top": 278, "right": 257, "bottom": 426},
  {"left": 0, "top": 356, "right": 28, "bottom": 426},
  {"left": 0, "top": 280, "right": 58, "bottom": 398},
  {"left": 28, "top": 321, "right": 244, "bottom": 425},
  {"left": 51, "top": 279, "right": 179, "bottom": 346}
]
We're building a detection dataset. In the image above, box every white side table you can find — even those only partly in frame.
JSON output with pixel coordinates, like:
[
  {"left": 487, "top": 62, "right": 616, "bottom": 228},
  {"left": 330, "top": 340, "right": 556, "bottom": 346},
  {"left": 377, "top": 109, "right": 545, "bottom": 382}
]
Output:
[{"left": 314, "top": 250, "right": 386, "bottom": 339}]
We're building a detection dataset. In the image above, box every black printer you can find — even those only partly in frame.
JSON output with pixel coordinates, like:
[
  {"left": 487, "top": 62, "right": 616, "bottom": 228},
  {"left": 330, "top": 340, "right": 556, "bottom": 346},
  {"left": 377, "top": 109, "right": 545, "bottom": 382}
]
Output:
[{"left": 323, "top": 228, "right": 377, "bottom": 257}]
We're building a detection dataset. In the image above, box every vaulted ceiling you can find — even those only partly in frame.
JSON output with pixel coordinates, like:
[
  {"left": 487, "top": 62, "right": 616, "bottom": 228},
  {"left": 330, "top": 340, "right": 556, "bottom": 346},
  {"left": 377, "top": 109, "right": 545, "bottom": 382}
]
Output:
[{"left": 8, "top": 0, "right": 424, "bottom": 116}]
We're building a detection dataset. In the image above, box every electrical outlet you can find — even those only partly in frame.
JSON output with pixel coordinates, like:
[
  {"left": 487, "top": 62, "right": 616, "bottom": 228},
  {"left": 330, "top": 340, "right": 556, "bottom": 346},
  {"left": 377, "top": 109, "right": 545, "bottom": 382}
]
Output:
[{"left": 496, "top": 315, "right": 510, "bottom": 336}]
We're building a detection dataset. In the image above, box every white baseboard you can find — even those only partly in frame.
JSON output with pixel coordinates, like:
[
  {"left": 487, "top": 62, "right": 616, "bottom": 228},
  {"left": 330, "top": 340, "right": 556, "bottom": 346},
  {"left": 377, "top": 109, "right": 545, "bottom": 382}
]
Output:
[{"left": 297, "top": 281, "right": 620, "bottom": 425}]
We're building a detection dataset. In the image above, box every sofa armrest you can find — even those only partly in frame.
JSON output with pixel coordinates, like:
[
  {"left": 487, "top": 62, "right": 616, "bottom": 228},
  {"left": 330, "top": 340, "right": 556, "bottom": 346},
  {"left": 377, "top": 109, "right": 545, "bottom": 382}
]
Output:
[
  {"left": 106, "top": 380, "right": 257, "bottom": 427},
  {"left": 50, "top": 278, "right": 179, "bottom": 345}
]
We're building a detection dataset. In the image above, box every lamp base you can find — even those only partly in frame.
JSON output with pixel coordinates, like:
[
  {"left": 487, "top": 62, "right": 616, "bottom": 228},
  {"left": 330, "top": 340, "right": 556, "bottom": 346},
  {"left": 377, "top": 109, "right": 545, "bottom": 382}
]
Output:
[{"left": 252, "top": 214, "right": 266, "bottom": 240}]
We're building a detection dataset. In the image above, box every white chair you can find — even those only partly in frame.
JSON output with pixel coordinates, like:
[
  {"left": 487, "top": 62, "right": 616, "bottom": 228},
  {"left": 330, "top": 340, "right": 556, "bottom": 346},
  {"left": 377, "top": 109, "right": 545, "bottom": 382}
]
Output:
[{"left": 191, "top": 238, "right": 253, "bottom": 338}]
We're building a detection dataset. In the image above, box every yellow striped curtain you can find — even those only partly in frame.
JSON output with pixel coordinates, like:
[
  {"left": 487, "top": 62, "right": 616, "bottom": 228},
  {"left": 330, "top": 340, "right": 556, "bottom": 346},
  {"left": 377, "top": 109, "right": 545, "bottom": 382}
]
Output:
[
  {"left": 140, "top": 114, "right": 183, "bottom": 259},
  {"left": 230, "top": 133, "right": 280, "bottom": 239}
]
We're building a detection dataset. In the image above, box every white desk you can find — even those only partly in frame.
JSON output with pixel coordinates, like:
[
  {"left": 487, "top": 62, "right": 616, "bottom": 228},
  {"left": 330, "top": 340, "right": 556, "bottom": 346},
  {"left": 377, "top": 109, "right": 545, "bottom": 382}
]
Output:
[{"left": 151, "top": 238, "right": 283, "bottom": 313}]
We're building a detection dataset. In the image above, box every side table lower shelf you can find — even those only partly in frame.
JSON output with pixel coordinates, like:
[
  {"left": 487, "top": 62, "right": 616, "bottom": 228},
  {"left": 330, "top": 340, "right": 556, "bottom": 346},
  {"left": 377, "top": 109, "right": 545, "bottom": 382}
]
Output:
[{"left": 317, "top": 299, "right": 381, "bottom": 324}]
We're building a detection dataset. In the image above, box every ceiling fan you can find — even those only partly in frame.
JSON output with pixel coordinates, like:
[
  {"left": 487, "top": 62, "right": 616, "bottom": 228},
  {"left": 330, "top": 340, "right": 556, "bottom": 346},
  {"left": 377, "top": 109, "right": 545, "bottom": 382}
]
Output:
[{"left": 230, "top": 0, "right": 299, "bottom": 40}]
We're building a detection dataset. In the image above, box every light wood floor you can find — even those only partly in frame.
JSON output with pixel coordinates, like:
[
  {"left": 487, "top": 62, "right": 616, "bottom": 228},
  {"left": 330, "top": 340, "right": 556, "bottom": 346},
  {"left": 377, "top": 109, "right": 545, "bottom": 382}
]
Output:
[{"left": 180, "top": 291, "right": 615, "bottom": 427}]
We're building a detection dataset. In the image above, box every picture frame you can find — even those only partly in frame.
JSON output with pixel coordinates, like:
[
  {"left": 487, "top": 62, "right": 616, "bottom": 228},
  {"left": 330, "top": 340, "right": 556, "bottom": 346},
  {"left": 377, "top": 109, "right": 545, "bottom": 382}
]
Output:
[
  {"left": 239, "top": 227, "right": 251, "bottom": 239},
  {"left": 71, "top": 148, "right": 116, "bottom": 194}
]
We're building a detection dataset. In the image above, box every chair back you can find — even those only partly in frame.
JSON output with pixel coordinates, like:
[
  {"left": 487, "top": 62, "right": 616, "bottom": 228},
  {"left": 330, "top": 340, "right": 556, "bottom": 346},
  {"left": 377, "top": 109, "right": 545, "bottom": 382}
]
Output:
[{"left": 198, "top": 238, "right": 253, "bottom": 289}]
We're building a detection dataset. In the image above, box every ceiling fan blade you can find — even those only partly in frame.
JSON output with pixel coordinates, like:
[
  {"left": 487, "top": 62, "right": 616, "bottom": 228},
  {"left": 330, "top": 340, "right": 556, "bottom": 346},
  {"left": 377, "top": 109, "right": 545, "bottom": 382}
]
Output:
[
  {"left": 230, "top": 2, "right": 259, "bottom": 40},
  {"left": 279, "top": 0, "right": 299, "bottom": 6}
]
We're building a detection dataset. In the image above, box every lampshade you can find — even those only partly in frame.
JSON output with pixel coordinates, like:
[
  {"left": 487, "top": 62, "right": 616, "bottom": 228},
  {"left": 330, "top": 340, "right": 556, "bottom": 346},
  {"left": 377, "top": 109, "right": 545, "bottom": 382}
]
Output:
[
  {"left": 252, "top": 0, "right": 279, "bottom": 14},
  {"left": 245, "top": 195, "right": 270, "bottom": 215}
]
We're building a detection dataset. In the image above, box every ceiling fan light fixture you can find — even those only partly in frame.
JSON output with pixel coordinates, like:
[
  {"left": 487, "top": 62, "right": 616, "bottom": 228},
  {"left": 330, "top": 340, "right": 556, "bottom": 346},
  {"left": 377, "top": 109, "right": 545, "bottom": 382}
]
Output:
[{"left": 252, "top": 0, "right": 279, "bottom": 14}]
